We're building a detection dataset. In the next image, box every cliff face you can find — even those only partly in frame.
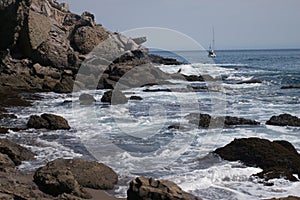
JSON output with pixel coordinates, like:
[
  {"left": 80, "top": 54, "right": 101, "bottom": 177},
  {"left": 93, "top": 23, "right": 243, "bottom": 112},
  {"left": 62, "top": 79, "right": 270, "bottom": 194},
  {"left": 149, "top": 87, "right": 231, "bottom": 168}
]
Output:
[{"left": 0, "top": 0, "right": 165, "bottom": 93}]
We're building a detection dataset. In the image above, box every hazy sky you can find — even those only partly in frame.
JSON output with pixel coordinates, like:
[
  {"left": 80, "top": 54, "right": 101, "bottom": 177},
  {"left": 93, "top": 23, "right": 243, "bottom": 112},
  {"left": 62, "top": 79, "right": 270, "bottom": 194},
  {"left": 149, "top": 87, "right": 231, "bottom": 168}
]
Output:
[{"left": 63, "top": 0, "right": 300, "bottom": 50}]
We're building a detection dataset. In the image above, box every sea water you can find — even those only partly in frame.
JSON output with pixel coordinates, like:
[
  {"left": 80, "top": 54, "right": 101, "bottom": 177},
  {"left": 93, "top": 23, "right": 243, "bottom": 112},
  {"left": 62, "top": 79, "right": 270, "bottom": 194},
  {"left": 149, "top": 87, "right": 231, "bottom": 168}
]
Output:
[{"left": 2, "top": 49, "right": 300, "bottom": 200}]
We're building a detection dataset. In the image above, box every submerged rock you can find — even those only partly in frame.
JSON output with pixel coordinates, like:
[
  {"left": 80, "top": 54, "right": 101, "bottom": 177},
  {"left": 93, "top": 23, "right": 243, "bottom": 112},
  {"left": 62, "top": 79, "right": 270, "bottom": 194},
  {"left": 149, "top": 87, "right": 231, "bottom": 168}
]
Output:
[
  {"left": 27, "top": 113, "right": 70, "bottom": 130},
  {"left": 127, "top": 177, "right": 201, "bottom": 200},
  {"left": 265, "top": 196, "right": 300, "bottom": 200},
  {"left": 236, "top": 79, "right": 262, "bottom": 84},
  {"left": 281, "top": 85, "right": 300, "bottom": 89},
  {"left": 129, "top": 96, "right": 143, "bottom": 100},
  {"left": 266, "top": 113, "right": 300, "bottom": 127},
  {"left": 79, "top": 93, "right": 96, "bottom": 105},
  {"left": 101, "top": 90, "right": 128, "bottom": 105},
  {"left": 214, "top": 138, "right": 300, "bottom": 181}
]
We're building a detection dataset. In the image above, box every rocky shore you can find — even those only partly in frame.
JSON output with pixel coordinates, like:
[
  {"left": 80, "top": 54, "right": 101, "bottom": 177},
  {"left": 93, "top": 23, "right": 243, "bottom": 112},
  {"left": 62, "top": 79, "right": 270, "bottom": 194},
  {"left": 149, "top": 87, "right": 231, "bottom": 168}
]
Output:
[{"left": 1, "top": 0, "right": 300, "bottom": 199}]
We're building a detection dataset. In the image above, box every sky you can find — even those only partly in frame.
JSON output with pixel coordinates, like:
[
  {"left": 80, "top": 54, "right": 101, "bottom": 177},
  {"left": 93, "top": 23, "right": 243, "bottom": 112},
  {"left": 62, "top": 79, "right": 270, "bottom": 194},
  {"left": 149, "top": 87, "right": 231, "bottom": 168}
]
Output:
[{"left": 62, "top": 0, "right": 300, "bottom": 50}]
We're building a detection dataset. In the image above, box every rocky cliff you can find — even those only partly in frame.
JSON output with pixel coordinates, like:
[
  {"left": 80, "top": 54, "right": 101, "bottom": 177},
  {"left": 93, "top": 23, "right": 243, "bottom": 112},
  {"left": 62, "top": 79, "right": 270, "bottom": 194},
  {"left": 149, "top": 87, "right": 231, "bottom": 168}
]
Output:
[{"left": 0, "top": 0, "right": 173, "bottom": 93}]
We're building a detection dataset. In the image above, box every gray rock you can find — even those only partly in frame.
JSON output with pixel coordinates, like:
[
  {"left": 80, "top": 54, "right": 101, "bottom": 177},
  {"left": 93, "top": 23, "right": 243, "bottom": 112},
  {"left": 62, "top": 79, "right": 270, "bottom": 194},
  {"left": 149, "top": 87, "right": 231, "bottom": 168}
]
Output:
[
  {"left": 79, "top": 93, "right": 96, "bottom": 105},
  {"left": 132, "top": 37, "right": 147, "bottom": 45},
  {"left": 127, "top": 177, "right": 201, "bottom": 200}
]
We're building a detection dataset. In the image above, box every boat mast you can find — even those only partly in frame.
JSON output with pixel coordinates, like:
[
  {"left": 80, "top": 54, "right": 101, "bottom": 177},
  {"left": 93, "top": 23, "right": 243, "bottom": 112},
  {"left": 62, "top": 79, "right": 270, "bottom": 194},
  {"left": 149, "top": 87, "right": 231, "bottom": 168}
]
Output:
[{"left": 212, "top": 27, "right": 215, "bottom": 51}]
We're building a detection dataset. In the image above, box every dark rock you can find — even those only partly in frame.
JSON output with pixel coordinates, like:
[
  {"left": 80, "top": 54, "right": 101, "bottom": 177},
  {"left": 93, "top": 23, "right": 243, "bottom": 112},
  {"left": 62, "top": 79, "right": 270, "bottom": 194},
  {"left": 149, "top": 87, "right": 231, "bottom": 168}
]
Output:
[
  {"left": 253, "top": 167, "right": 298, "bottom": 182},
  {"left": 0, "top": 113, "right": 17, "bottom": 119},
  {"left": 54, "top": 76, "right": 74, "bottom": 93},
  {"left": 224, "top": 116, "right": 260, "bottom": 126},
  {"left": 281, "top": 85, "right": 300, "bottom": 89},
  {"left": 27, "top": 115, "right": 49, "bottom": 129},
  {"left": 273, "top": 140, "right": 299, "bottom": 155},
  {"left": 143, "top": 88, "right": 172, "bottom": 92},
  {"left": 237, "top": 79, "right": 262, "bottom": 84},
  {"left": 0, "top": 138, "right": 35, "bottom": 166},
  {"left": 186, "top": 113, "right": 260, "bottom": 128},
  {"left": 149, "top": 54, "right": 184, "bottom": 65},
  {"left": 0, "top": 128, "right": 8, "bottom": 134},
  {"left": 168, "top": 125, "right": 187, "bottom": 130},
  {"left": 27, "top": 113, "right": 70, "bottom": 130},
  {"left": 79, "top": 93, "right": 96, "bottom": 105},
  {"left": 266, "top": 113, "right": 300, "bottom": 127},
  {"left": 34, "top": 158, "right": 118, "bottom": 197},
  {"left": 129, "top": 96, "right": 143, "bottom": 101},
  {"left": 127, "top": 177, "right": 201, "bottom": 200},
  {"left": 214, "top": 138, "right": 300, "bottom": 178},
  {"left": 34, "top": 166, "right": 91, "bottom": 198},
  {"left": 101, "top": 90, "right": 128, "bottom": 105},
  {"left": 183, "top": 75, "right": 205, "bottom": 82},
  {"left": 264, "top": 196, "right": 300, "bottom": 200}
]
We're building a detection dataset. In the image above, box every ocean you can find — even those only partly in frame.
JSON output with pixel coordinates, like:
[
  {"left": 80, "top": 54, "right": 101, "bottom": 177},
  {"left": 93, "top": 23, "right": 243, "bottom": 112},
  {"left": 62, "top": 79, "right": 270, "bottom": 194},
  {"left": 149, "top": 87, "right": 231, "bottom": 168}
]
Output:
[{"left": 2, "top": 49, "right": 300, "bottom": 200}]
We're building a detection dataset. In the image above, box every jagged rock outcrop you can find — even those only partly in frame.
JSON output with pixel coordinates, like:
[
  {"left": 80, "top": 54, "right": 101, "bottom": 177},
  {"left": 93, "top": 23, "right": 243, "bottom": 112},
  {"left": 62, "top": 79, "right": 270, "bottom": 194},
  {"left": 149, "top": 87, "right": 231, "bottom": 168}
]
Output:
[
  {"left": 1, "top": 0, "right": 175, "bottom": 93},
  {"left": 214, "top": 138, "right": 300, "bottom": 182},
  {"left": 127, "top": 177, "right": 201, "bottom": 200},
  {"left": 266, "top": 113, "right": 300, "bottom": 127},
  {"left": 27, "top": 113, "right": 71, "bottom": 130}
]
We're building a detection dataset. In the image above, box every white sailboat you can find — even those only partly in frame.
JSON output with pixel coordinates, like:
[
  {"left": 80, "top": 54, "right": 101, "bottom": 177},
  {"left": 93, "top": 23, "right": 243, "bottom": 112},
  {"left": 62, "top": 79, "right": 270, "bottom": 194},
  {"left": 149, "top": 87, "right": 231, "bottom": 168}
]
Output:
[{"left": 208, "top": 28, "right": 216, "bottom": 57}]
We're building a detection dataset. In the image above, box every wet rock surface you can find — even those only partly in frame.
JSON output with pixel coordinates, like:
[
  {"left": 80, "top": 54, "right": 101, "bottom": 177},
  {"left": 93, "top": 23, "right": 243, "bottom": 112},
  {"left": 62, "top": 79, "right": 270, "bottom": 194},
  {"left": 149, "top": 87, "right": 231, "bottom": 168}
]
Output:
[
  {"left": 79, "top": 93, "right": 96, "bottom": 105},
  {"left": 127, "top": 177, "right": 202, "bottom": 200},
  {"left": 266, "top": 113, "right": 300, "bottom": 127},
  {"left": 27, "top": 113, "right": 71, "bottom": 130},
  {"left": 101, "top": 90, "right": 128, "bottom": 105},
  {"left": 186, "top": 113, "right": 260, "bottom": 128},
  {"left": 215, "top": 138, "right": 300, "bottom": 182}
]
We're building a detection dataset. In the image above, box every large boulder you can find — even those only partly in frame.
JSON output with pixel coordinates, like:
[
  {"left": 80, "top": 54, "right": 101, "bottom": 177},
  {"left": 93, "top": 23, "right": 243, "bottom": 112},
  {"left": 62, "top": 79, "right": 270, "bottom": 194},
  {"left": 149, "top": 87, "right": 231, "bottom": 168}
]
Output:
[
  {"left": 27, "top": 113, "right": 71, "bottom": 130},
  {"left": 127, "top": 177, "right": 201, "bottom": 200},
  {"left": 214, "top": 138, "right": 300, "bottom": 181},
  {"left": 34, "top": 158, "right": 118, "bottom": 197},
  {"left": 0, "top": 138, "right": 35, "bottom": 166},
  {"left": 101, "top": 90, "right": 128, "bottom": 105},
  {"left": 266, "top": 113, "right": 300, "bottom": 127},
  {"left": 34, "top": 166, "right": 91, "bottom": 198},
  {"left": 73, "top": 25, "right": 108, "bottom": 54},
  {"left": 43, "top": 158, "right": 118, "bottom": 190}
]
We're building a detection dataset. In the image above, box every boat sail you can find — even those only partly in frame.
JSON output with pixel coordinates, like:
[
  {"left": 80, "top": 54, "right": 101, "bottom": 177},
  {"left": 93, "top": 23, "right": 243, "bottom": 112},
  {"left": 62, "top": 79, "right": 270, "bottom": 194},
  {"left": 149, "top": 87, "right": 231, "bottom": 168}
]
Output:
[{"left": 208, "top": 28, "right": 216, "bottom": 57}]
